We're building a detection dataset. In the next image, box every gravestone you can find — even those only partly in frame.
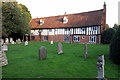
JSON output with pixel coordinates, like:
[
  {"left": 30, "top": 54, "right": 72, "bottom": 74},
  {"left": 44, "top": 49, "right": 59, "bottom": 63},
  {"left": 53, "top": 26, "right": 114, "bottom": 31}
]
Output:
[
  {"left": 38, "top": 46, "right": 47, "bottom": 60},
  {"left": 1, "top": 43, "right": 8, "bottom": 52},
  {"left": 0, "top": 39, "right": 4, "bottom": 45},
  {"left": 97, "top": 54, "right": 105, "bottom": 80},
  {"left": 0, "top": 51, "right": 8, "bottom": 66},
  {"left": 11, "top": 41, "right": 15, "bottom": 44},
  {"left": 10, "top": 38, "right": 13, "bottom": 43},
  {"left": 50, "top": 40, "right": 53, "bottom": 44},
  {"left": 57, "top": 42, "right": 63, "bottom": 54},
  {"left": 24, "top": 41, "right": 28, "bottom": 46},
  {"left": 5, "top": 38, "right": 9, "bottom": 44},
  {"left": 84, "top": 44, "right": 88, "bottom": 59},
  {"left": 17, "top": 39, "right": 21, "bottom": 44}
]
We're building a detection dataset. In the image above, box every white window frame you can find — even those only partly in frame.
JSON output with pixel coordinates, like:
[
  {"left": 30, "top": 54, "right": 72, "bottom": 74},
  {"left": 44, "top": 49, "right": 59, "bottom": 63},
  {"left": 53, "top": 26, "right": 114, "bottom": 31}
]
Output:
[
  {"left": 89, "top": 36, "right": 96, "bottom": 43},
  {"left": 82, "top": 36, "right": 85, "bottom": 39},
  {"left": 73, "top": 36, "right": 80, "bottom": 41}
]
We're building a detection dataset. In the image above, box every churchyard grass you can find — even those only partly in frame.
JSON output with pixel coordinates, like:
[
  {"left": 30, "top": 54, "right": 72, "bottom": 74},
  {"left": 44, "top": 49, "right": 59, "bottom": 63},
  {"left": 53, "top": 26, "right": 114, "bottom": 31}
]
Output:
[{"left": 2, "top": 42, "right": 119, "bottom": 78}]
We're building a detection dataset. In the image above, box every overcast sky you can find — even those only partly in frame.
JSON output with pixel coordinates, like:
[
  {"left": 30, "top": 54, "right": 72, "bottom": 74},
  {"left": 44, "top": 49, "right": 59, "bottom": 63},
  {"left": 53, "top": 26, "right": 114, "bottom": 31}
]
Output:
[{"left": 17, "top": 0, "right": 119, "bottom": 27}]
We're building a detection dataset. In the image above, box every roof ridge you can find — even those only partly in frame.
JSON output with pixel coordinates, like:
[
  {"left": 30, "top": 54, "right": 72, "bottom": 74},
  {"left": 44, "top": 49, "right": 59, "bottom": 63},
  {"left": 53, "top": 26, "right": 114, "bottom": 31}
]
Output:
[{"left": 32, "top": 9, "right": 104, "bottom": 20}]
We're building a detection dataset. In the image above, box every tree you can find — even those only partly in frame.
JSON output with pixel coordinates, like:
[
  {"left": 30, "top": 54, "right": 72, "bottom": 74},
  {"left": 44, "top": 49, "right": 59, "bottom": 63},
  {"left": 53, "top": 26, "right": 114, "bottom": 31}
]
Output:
[
  {"left": 2, "top": 2, "right": 31, "bottom": 41},
  {"left": 109, "top": 26, "right": 120, "bottom": 65},
  {"left": 101, "top": 28, "right": 115, "bottom": 44},
  {"left": 113, "top": 23, "right": 119, "bottom": 31}
]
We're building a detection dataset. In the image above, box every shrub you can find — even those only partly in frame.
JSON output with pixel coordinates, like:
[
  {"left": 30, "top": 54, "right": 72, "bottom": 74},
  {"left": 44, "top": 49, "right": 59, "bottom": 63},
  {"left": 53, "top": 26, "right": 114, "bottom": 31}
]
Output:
[
  {"left": 109, "top": 26, "right": 120, "bottom": 65},
  {"left": 101, "top": 28, "right": 115, "bottom": 44}
]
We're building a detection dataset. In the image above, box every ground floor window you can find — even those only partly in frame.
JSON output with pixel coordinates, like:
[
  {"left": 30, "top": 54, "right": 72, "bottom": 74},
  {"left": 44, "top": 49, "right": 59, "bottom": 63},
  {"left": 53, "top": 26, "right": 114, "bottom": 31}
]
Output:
[
  {"left": 31, "top": 36, "right": 35, "bottom": 40},
  {"left": 89, "top": 36, "right": 96, "bottom": 43},
  {"left": 44, "top": 36, "right": 48, "bottom": 41},
  {"left": 73, "top": 36, "right": 80, "bottom": 41},
  {"left": 64, "top": 36, "right": 70, "bottom": 41}
]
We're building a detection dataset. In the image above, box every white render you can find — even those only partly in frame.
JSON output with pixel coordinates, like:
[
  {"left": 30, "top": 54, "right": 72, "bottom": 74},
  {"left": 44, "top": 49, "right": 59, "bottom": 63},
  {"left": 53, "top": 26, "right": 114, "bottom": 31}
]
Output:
[{"left": 31, "top": 26, "right": 100, "bottom": 36}]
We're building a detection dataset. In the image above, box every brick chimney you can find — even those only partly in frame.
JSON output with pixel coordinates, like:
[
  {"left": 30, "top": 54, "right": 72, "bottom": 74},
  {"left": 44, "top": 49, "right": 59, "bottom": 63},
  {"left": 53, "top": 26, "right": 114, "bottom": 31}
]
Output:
[{"left": 103, "top": 2, "right": 106, "bottom": 31}]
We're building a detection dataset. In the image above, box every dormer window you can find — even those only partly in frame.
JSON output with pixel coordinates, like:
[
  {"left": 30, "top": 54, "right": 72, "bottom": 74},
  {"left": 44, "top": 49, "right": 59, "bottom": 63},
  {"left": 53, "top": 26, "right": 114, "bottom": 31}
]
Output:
[
  {"left": 63, "top": 16, "right": 68, "bottom": 24},
  {"left": 40, "top": 19, "right": 44, "bottom": 25}
]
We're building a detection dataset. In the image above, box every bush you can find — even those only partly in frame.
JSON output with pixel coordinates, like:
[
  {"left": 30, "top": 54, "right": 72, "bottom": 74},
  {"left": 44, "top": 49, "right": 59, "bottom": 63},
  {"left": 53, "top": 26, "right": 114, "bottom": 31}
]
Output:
[
  {"left": 109, "top": 26, "right": 120, "bottom": 65},
  {"left": 101, "top": 28, "right": 115, "bottom": 44}
]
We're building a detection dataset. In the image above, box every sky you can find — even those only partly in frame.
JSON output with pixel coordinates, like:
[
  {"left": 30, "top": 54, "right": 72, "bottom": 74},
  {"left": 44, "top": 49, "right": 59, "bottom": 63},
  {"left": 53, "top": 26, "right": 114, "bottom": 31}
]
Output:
[{"left": 17, "top": 0, "right": 119, "bottom": 27}]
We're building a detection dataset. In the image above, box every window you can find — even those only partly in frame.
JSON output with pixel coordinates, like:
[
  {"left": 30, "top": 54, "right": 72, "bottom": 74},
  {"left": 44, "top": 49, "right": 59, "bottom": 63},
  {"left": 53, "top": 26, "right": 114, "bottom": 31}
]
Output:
[
  {"left": 44, "top": 36, "right": 48, "bottom": 41},
  {"left": 40, "top": 19, "right": 44, "bottom": 25},
  {"left": 82, "top": 36, "right": 85, "bottom": 39},
  {"left": 31, "top": 36, "right": 35, "bottom": 40},
  {"left": 64, "top": 36, "right": 70, "bottom": 41},
  {"left": 49, "top": 29, "right": 52, "bottom": 32},
  {"left": 89, "top": 36, "right": 96, "bottom": 43},
  {"left": 63, "top": 16, "right": 68, "bottom": 24},
  {"left": 65, "top": 28, "right": 70, "bottom": 31},
  {"left": 73, "top": 36, "right": 80, "bottom": 41}
]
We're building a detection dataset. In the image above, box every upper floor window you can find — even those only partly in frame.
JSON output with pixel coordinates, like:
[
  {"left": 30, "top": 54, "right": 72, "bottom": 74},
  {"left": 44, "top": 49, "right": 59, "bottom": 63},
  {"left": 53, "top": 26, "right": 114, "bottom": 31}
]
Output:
[
  {"left": 63, "top": 16, "right": 68, "bottom": 24},
  {"left": 40, "top": 19, "right": 44, "bottom": 25},
  {"left": 65, "top": 28, "right": 70, "bottom": 31}
]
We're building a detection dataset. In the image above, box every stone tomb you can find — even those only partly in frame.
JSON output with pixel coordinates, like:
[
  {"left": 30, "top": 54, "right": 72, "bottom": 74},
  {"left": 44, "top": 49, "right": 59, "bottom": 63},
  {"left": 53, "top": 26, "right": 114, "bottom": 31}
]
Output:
[
  {"left": 57, "top": 42, "right": 63, "bottom": 54},
  {"left": 38, "top": 46, "right": 47, "bottom": 60},
  {"left": 1, "top": 43, "right": 8, "bottom": 52},
  {"left": 24, "top": 41, "right": 28, "bottom": 46},
  {"left": 97, "top": 54, "right": 105, "bottom": 79},
  {"left": 84, "top": 44, "right": 88, "bottom": 59},
  {"left": 0, "top": 51, "right": 8, "bottom": 66}
]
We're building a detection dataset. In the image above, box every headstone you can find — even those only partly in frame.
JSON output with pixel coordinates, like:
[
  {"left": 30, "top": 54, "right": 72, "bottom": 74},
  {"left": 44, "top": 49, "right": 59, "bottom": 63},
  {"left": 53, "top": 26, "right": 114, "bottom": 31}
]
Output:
[
  {"left": 11, "top": 41, "right": 15, "bottom": 44},
  {"left": 5, "top": 38, "right": 9, "bottom": 44},
  {"left": 50, "top": 40, "right": 53, "bottom": 44},
  {"left": 57, "top": 42, "right": 63, "bottom": 54},
  {"left": 0, "top": 39, "right": 4, "bottom": 45},
  {"left": 97, "top": 54, "right": 105, "bottom": 80},
  {"left": 10, "top": 38, "right": 13, "bottom": 43},
  {"left": 0, "top": 51, "right": 8, "bottom": 66},
  {"left": 84, "top": 44, "right": 88, "bottom": 59},
  {"left": 38, "top": 46, "right": 47, "bottom": 60},
  {"left": 17, "top": 39, "right": 21, "bottom": 44},
  {"left": 24, "top": 41, "right": 28, "bottom": 46},
  {"left": 1, "top": 43, "right": 8, "bottom": 52}
]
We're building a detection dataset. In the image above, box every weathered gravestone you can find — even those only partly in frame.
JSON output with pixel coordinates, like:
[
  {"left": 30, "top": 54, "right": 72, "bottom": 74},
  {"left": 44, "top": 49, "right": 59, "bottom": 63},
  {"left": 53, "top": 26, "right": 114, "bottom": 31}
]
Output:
[
  {"left": 1, "top": 43, "right": 8, "bottom": 52},
  {"left": 57, "top": 42, "right": 63, "bottom": 54},
  {"left": 0, "top": 51, "right": 8, "bottom": 66},
  {"left": 11, "top": 41, "right": 15, "bottom": 44},
  {"left": 24, "top": 41, "right": 28, "bottom": 46},
  {"left": 97, "top": 54, "right": 105, "bottom": 80},
  {"left": 5, "top": 38, "right": 9, "bottom": 44},
  {"left": 38, "top": 46, "right": 47, "bottom": 60},
  {"left": 84, "top": 44, "right": 88, "bottom": 59},
  {"left": 17, "top": 39, "right": 21, "bottom": 44},
  {"left": 10, "top": 38, "right": 13, "bottom": 43},
  {"left": 50, "top": 40, "right": 53, "bottom": 44},
  {"left": 0, "top": 39, "right": 4, "bottom": 45}
]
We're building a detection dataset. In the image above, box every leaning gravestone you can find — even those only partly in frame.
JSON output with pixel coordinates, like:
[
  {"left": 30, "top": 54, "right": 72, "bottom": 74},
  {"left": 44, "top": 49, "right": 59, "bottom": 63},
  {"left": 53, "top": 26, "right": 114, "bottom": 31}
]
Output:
[
  {"left": 24, "top": 41, "right": 28, "bottom": 46},
  {"left": 84, "top": 44, "right": 88, "bottom": 59},
  {"left": 1, "top": 43, "right": 8, "bottom": 52},
  {"left": 57, "top": 42, "right": 63, "bottom": 54},
  {"left": 50, "top": 40, "right": 53, "bottom": 44},
  {"left": 97, "top": 54, "right": 105, "bottom": 80},
  {"left": 38, "top": 46, "right": 47, "bottom": 60},
  {"left": 0, "top": 51, "right": 8, "bottom": 66}
]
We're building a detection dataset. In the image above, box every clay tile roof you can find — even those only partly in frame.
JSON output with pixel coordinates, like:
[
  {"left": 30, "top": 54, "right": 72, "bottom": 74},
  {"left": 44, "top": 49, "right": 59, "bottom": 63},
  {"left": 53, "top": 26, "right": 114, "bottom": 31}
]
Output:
[{"left": 30, "top": 9, "right": 104, "bottom": 29}]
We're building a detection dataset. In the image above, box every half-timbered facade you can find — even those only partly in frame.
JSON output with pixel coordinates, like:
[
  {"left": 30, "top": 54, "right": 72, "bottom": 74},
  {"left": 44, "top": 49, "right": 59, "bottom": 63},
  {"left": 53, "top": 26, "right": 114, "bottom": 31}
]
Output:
[{"left": 30, "top": 3, "right": 106, "bottom": 44}]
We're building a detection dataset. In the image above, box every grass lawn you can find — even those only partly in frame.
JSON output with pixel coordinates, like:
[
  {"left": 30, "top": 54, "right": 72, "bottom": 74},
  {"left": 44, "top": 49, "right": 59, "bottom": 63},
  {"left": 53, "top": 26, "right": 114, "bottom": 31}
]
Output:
[{"left": 2, "top": 42, "right": 119, "bottom": 78}]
